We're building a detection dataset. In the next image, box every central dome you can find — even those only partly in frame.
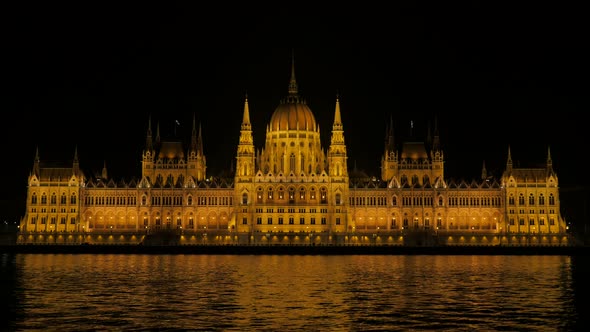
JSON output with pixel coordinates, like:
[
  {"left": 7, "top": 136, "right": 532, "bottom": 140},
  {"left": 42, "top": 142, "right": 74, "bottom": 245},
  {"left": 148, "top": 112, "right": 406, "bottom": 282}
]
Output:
[{"left": 269, "top": 99, "right": 316, "bottom": 131}]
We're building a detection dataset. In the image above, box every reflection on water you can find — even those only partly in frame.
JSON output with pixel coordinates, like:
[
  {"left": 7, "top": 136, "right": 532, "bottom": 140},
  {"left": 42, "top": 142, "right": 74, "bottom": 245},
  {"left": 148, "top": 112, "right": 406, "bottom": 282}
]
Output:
[{"left": 1, "top": 254, "right": 585, "bottom": 331}]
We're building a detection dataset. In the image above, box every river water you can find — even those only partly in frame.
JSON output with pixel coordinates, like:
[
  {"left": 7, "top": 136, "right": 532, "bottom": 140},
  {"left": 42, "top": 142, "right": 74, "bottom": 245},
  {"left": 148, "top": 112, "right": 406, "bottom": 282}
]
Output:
[{"left": 1, "top": 254, "right": 588, "bottom": 331}]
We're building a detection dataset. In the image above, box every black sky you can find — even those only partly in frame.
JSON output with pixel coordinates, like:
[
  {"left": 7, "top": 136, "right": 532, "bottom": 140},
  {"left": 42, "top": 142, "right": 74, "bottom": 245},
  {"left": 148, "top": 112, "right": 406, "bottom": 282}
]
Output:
[{"left": 1, "top": 3, "right": 587, "bottom": 221}]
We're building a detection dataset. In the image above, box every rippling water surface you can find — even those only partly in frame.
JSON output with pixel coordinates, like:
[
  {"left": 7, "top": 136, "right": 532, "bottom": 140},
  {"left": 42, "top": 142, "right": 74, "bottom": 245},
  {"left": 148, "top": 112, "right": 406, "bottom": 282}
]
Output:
[{"left": 1, "top": 254, "right": 587, "bottom": 331}]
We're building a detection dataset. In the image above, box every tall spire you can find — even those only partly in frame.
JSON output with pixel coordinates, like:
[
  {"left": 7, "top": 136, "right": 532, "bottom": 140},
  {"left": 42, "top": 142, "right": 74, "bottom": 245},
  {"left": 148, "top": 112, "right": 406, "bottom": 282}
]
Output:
[
  {"left": 101, "top": 160, "right": 108, "bottom": 180},
  {"left": 190, "top": 113, "right": 198, "bottom": 153},
  {"left": 197, "top": 123, "right": 204, "bottom": 156},
  {"left": 241, "top": 93, "right": 252, "bottom": 130},
  {"left": 73, "top": 145, "right": 79, "bottom": 174},
  {"left": 432, "top": 115, "right": 440, "bottom": 151},
  {"left": 155, "top": 122, "right": 161, "bottom": 144},
  {"left": 506, "top": 145, "right": 513, "bottom": 172},
  {"left": 547, "top": 145, "right": 553, "bottom": 172},
  {"left": 333, "top": 93, "right": 342, "bottom": 126},
  {"left": 481, "top": 160, "right": 487, "bottom": 180},
  {"left": 145, "top": 115, "right": 153, "bottom": 151},
  {"left": 33, "top": 146, "right": 40, "bottom": 176},
  {"left": 288, "top": 49, "right": 298, "bottom": 96}
]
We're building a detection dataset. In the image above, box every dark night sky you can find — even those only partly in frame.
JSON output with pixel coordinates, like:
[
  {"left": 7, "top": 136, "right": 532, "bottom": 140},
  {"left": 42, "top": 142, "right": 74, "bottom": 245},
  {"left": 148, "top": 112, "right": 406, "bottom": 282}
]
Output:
[{"left": 1, "top": 3, "right": 587, "bottom": 222}]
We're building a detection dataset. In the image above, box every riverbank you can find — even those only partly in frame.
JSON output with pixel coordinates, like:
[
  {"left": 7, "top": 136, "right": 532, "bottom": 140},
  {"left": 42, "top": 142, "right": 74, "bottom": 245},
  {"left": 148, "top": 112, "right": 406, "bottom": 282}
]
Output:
[{"left": 2, "top": 244, "right": 590, "bottom": 255}]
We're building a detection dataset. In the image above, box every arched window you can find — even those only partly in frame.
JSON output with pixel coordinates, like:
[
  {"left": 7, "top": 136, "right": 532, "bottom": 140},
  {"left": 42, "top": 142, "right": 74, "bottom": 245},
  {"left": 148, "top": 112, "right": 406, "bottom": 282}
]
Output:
[
  {"left": 51, "top": 194, "right": 57, "bottom": 205},
  {"left": 141, "top": 195, "right": 147, "bottom": 206},
  {"left": 438, "top": 196, "right": 443, "bottom": 206},
  {"left": 41, "top": 194, "right": 47, "bottom": 204},
  {"left": 299, "top": 188, "right": 305, "bottom": 200},
  {"left": 320, "top": 188, "right": 327, "bottom": 204},
  {"left": 60, "top": 194, "right": 67, "bottom": 204},
  {"left": 70, "top": 194, "right": 76, "bottom": 204},
  {"left": 187, "top": 195, "right": 193, "bottom": 205},
  {"left": 335, "top": 193, "right": 341, "bottom": 205},
  {"left": 518, "top": 194, "right": 525, "bottom": 205},
  {"left": 242, "top": 193, "right": 248, "bottom": 205},
  {"left": 31, "top": 193, "right": 38, "bottom": 204},
  {"left": 257, "top": 187, "right": 263, "bottom": 203},
  {"left": 529, "top": 194, "right": 535, "bottom": 205},
  {"left": 509, "top": 195, "right": 515, "bottom": 205},
  {"left": 549, "top": 194, "right": 555, "bottom": 205},
  {"left": 392, "top": 196, "right": 397, "bottom": 206},
  {"left": 539, "top": 194, "right": 545, "bottom": 205}
]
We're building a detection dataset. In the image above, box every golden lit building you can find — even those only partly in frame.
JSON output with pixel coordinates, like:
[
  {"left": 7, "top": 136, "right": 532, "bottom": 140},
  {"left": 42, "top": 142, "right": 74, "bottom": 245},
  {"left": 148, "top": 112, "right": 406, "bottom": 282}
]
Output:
[{"left": 17, "top": 60, "right": 569, "bottom": 246}]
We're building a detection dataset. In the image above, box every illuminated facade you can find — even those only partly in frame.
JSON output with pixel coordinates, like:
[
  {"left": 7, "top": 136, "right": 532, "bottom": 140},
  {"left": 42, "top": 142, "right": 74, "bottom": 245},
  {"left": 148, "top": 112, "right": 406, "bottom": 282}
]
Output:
[{"left": 17, "top": 61, "right": 569, "bottom": 246}]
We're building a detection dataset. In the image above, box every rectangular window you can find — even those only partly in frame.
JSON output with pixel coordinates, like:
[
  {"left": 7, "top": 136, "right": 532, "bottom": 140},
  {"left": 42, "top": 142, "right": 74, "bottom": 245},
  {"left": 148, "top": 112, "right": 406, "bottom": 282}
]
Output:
[
  {"left": 321, "top": 217, "right": 326, "bottom": 225},
  {"left": 509, "top": 219, "right": 515, "bottom": 225},
  {"left": 242, "top": 217, "right": 247, "bottom": 225},
  {"left": 267, "top": 217, "right": 272, "bottom": 225},
  {"left": 257, "top": 217, "right": 262, "bottom": 225},
  {"left": 278, "top": 217, "right": 284, "bottom": 225},
  {"left": 289, "top": 217, "right": 294, "bottom": 225},
  {"left": 299, "top": 217, "right": 305, "bottom": 225},
  {"left": 529, "top": 219, "right": 535, "bottom": 225},
  {"left": 336, "top": 217, "right": 341, "bottom": 225},
  {"left": 519, "top": 219, "right": 525, "bottom": 225},
  {"left": 310, "top": 217, "right": 315, "bottom": 225}
]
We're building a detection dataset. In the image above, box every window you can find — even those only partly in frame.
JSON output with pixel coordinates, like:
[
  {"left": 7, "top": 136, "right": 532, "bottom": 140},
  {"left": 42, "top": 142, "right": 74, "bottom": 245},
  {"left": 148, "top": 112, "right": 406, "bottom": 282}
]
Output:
[
  {"left": 519, "top": 219, "right": 525, "bottom": 225},
  {"left": 529, "top": 219, "right": 535, "bottom": 225},
  {"left": 509, "top": 219, "right": 515, "bottom": 225},
  {"left": 310, "top": 217, "right": 315, "bottom": 225},
  {"left": 529, "top": 194, "right": 535, "bottom": 205},
  {"left": 335, "top": 193, "right": 341, "bottom": 205},
  {"left": 518, "top": 194, "right": 525, "bottom": 205},
  {"left": 242, "top": 193, "right": 248, "bottom": 205},
  {"left": 336, "top": 217, "right": 340, "bottom": 225},
  {"left": 267, "top": 217, "right": 272, "bottom": 225},
  {"left": 257, "top": 217, "right": 262, "bottom": 225},
  {"left": 61, "top": 194, "right": 67, "bottom": 204},
  {"left": 300, "top": 217, "right": 305, "bottom": 225},
  {"left": 321, "top": 217, "right": 326, "bottom": 225}
]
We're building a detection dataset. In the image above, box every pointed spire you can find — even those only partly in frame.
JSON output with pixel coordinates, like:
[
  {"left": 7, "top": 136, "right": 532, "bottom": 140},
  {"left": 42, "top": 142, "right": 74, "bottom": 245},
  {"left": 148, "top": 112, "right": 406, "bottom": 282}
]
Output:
[
  {"left": 190, "top": 113, "right": 198, "bottom": 153},
  {"left": 506, "top": 145, "right": 513, "bottom": 171},
  {"left": 547, "top": 145, "right": 553, "bottom": 171},
  {"left": 73, "top": 145, "right": 79, "bottom": 174},
  {"left": 197, "top": 122, "right": 204, "bottom": 156},
  {"left": 145, "top": 115, "right": 153, "bottom": 151},
  {"left": 33, "top": 146, "right": 40, "bottom": 175},
  {"left": 241, "top": 94, "right": 251, "bottom": 131},
  {"left": 288, "top": 49, "right": 298, "bottom": 96},
  {"left": 387, "top": 115, "right": 395, "bottom": 152},
  {"left": 156, "top": 122, "right": 161, "bottom": 144},
  {"left": 243, "top": 93, "right": 251, "bottom": 124},
  {"left": 481, "top": 160, "right": 487, "bottom": 180},
  {"left": 101, "top": 160, "right": 108, "bottom": 180},
  {"left": 432, "top": 115, "right": 440, "bottom": 151},
  {"left": 333, "top": 93, "right": 342, "bottom": 125}
]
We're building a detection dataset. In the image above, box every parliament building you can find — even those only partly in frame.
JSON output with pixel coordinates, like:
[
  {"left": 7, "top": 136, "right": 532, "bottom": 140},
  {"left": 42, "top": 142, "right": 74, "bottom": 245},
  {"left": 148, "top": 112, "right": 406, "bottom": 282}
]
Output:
[{"left": 17, "top": 61, "right": 569, "bottom": 246}]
